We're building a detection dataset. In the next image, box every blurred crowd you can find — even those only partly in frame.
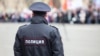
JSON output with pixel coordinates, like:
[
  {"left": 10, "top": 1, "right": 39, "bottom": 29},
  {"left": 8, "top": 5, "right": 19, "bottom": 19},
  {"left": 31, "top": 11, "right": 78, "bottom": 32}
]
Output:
[
  {"left": 48, "top": 4, "right": 100, "bottom": 24},
  {"left": 0, "top": 5, "right": 100, "bottom": 24},
  {"left": 0, "top": 9, "right": 32, "bottom": 22}
]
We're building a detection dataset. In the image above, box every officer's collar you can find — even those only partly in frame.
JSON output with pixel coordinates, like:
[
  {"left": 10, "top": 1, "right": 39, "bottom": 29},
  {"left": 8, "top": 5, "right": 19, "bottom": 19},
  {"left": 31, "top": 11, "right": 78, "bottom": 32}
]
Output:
[{"left": 31, "top": 16, "right": 48, "bottom": 24}]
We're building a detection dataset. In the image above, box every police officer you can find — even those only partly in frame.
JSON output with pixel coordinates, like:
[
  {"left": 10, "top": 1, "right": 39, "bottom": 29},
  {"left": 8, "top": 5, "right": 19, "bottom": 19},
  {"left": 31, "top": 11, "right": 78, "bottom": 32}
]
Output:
[{"left": 14, "top": 2, "right": 64, "bottom": 56}]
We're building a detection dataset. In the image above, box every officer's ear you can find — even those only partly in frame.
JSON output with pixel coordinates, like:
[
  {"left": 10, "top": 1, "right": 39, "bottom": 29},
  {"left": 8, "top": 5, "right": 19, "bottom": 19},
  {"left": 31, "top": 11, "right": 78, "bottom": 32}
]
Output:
[
  {"left": 45, "top": 13, "right": 48, "bottom": 18},
  {"left": 32, "top": 12, "right": 34, "bottom": 16}
]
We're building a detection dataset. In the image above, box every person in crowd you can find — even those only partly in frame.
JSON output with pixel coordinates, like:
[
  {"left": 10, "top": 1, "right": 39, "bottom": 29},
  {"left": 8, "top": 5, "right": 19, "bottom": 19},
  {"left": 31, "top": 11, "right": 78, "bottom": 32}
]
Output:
[
  {"left": 87, "top": 9, "right": 98, "bottom": 24},
  {"left": 56, "top": 11, "right": 64, "bottom": 23},
  {"left": 97, "top": 7, "right": 100, "bottom": 23},
  {"left": 85, "top": 5, "right": 94, "bottom": 24}
]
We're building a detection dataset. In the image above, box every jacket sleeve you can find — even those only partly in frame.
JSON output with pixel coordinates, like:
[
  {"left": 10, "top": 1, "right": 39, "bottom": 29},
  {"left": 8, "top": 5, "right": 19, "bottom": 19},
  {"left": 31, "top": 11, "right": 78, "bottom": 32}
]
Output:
[
  {"left": 50, "top": 29, "right": 64, "bottom": 56},
  {"left": 14, "top": 28, "right": 23, "bottom": 56}
]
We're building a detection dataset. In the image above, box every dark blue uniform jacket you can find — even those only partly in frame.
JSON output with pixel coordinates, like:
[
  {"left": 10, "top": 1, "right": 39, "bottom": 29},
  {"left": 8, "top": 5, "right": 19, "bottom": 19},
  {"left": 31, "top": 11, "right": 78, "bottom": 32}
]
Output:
[{"left": 14, "top": 16, "right": 64, "bottom": 56}]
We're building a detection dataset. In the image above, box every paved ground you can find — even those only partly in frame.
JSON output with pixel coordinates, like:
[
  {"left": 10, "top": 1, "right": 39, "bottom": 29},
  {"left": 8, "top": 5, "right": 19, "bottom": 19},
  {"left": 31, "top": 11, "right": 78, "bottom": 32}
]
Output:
[{"left": 0, "top": 23, "right": 100, "bottom": 56}]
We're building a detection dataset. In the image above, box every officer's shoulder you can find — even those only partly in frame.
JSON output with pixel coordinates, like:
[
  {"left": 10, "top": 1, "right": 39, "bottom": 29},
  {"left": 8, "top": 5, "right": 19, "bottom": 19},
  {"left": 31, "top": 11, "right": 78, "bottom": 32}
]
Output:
[
  {"left": 49, "top": 25, "right": 58, "bottom": 31},
  {"left": 19, "top": 24, "right": 29, "bottom": 30}
]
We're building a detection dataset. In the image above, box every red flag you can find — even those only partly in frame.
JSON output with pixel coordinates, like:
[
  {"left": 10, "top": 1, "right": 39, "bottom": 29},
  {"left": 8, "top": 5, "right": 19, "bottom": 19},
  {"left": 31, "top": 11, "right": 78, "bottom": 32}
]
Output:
[
  {"left": 62, "top": 0, "right": 67, "bottom": 11},
  {"left": 49, "top": 0, "right": 53, "bottom": 7}
]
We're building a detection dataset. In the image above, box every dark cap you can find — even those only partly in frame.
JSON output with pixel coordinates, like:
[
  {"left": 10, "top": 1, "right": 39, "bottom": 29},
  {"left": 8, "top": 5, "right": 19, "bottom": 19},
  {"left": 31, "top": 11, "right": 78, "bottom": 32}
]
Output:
[{"left": 29, "top": 2, "right": 51, "bottom": 12}]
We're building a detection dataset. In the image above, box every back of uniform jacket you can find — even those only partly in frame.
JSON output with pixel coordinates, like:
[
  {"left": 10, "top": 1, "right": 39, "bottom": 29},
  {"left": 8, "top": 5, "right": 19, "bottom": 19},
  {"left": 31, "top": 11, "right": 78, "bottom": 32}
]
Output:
[{"left": 14, "top": 16, "right": 64, "bottom": 56}]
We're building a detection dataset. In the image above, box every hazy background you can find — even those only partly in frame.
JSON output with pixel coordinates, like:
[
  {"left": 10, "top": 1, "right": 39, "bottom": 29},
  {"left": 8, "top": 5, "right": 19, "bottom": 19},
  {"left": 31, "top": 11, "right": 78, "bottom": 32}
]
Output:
[{"left": 0, "top": 0, "right": 100, "bottom": 56}]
